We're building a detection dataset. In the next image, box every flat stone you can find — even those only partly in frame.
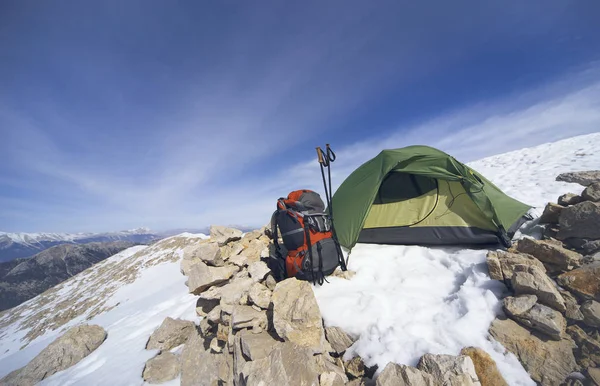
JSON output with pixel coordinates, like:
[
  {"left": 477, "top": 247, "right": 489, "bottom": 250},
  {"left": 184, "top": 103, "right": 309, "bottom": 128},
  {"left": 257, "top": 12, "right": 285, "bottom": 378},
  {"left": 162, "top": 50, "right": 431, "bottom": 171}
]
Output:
[
  {"left": 187, "top": 261, "right": 238, "bottom": 295},
  {"left": 325, "top": 326, "right": 355, "bottom": 355},
  {"left": 514, "top": 238, "right": 582, "bottom": 272},
  {"left": 146, "top": 317, "right": 196, "bottom": 351},
  {"left": 581, "top": 300, "right": 600, "bottom": 328},
  {"left": 557, "top": 262, "right": 600, "bottom": 301},
  {"left": 507, "top": 300, "right": 566, "bottom": 340},
  {"left": 240, "top": 331, "right": 281, "bottom": 360},
  {"left": 557, "top": 201, "right": 600, "bottom": 240},
  {"left": 460, "top": 347, "right": 508, "bottom": 386},
  {"left": 556, "top": 171, "right": 600, "bottom": 186},
  {"left": 417, "top": 354, "right": 481, "bottom": 386},
  {"left": 142, "top": 352, "right": 180, "bottom": 383},
  {"left": 376, "top": 363, "right": 435, "bottom": 386},
  {"left": 503, "top": 295, "right": 537, "bottom": 315},
  {"left": 230, "top": 305, "right": 267, "bottom": 331},
  {"left": 512, "top": 265, "right": 566, "bottom": 312}
]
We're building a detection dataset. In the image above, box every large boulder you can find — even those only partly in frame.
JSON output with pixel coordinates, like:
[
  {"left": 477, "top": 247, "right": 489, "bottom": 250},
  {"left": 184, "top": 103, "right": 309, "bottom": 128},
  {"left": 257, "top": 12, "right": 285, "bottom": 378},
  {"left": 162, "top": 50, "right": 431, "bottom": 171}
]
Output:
[
  {"left": 558, "top": 193, "right": 584, "bottom": 206},
  {"left": 416, "top": 354, "right": 481, "bottom": 386},
  {"left": 581, "top": 300, "right": 600, "bottom": 328},
  {"left": 557, "top": 262, "right": 600, "bottom": 301},
  {"left": 582, "top": 182, "right": 600, "bottom": 202},
  {"left": 489, "top": 318, "right": 578, "bottom": 385},
  {"left": 460, "top": 347, "right": 508, "bottom": 386},
  {"left": 486, "top": 250, "right": 546, "bottom": 284},
  {"left": 556, "top": 171, "right": 600, "bottom": 186},
  {"left": 187, "top": 261, "right": 238, "bottom": 294},
  {"left": 511, "top": 265, "right": 566, "bottom": 312},
  {"left": 539, "top": 203, "right": 565, "bottom": 224},
  {"left": 210, "top": 225, "right": 243, "bottom": 246},
  {"left": 325, "top": 326, "right": 355, "bottom": 355},
  {"left": 1, "top": 324, "right": 107, "bottom": 385},
  {"left": 241, "top": 343, "right": 320, "bottom": 386},
  {"left": 567, "top": 325, "right": 600, "bottom": 368},
  {"left": 503, "top": 296, "right": 566, "bottom": 340},
  {"left": 180, "top": 330, "right": 229, "bottom": 386},
  {"left": 557, "top": 202, "right": 600, "bottom": 240},
  {"left": 514, "top": 238, "right": 582, "bottom": 272},
  {"left": 272, "top": 278, "right": 327, "bottom": 353},
  {"left": 142, "top": 352, "right": 181, "bottom": 383},
  {"left": 146, "top": 317, "right": 196, "bottom": 351},
  {"left": 376, "top": 363, "right": 435, "bottom": 386}
]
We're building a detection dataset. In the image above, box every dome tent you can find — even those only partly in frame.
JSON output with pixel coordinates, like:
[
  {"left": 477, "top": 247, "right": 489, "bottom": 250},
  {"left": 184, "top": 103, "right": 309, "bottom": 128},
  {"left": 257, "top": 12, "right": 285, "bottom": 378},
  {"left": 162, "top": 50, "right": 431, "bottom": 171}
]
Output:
[{"left": 331, "top": 146, "right": 531, "bottom": 250}]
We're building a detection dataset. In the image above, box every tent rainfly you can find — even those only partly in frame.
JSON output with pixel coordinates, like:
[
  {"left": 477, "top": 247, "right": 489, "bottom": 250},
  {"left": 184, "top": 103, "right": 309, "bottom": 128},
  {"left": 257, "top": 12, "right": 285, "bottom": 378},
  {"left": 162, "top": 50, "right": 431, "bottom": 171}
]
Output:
[{"left": 331, "top": 146, "right": 531, "bottom": 250}]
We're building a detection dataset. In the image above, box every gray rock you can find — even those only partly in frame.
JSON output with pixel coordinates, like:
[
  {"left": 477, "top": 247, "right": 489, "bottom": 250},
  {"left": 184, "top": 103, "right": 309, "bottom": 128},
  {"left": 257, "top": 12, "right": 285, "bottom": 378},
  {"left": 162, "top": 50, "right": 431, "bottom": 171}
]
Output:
[
  {"left": 187, "top": 261, "right": 238, "bottom": 294},
  {"left": 230, "top": 305, "right": 267, "bottom": 331},
  {"left": 489, "top": 318, "right": 578, "bottom": 386},
  {"left": 240, "top": 330, "right": 281, "bottom": 360},
  {"left": 210, "top": 225, "right": 243, "bottom": 246},
  {"left": 417, "top": 353, "right": 481, "bottom": 386},
  {"left": 504, "top": 297, "right": 566, "bottom": 340},
  {"left": 558, "top": 193, "right": 584, "bottom": 206},
  {"left": 142, "top": 352, "right": 180, "bottom": 384},
  {"left": 514, "top": 238, "right": 582, "bottom": 272},
  {"left": 503, "top": 295, "right": 537, "bottom": 315},
  {"left": 486, "top": 250, "right": 546, "bottom": 284},
  {"left": 460, "top": 347, "right": 508, "bottom": 386},
  {"left": 376, "top": 363, "right": 435, "bottom": 386},
  {"left": 183, "top": 242, "right": 224, "bottom": 269},
  {"left": 567, "top": 325, "right": 600, "bottom": 368},
  {"left": 582, "top": 240, "right": 600, "bottom": 255},
  {"left": 556, "top": 171, "right": 600, "bottom": 186},
  {"left": 196, "top": 297, "right": 220, "bottom": 317},
  {"left": 581, "top": 300, "right": 600, "bottom": 328},
  {"left": 512, "top": 265, "right": 566, "bottom": 312},
  {"left": 265, "top": 274, "right": 277, "bottom": 290},
  {"left": 248, "top": 282, "right": 272, "bottom": 309},
  {"left": 272, "top": 278, "right": 327, "bottom": 353},
  {"left": 582, "top": 182, "right": 600, "bottom": 202},
  {"left": 557, "top": 201, "right": 600, "bottom": 240},
  {"left": 200, "top": 276, "right": 254, "bottom": 307},
  {"left": 146, "top": 317, "right": 195, "bottom": 351},
  {"left": 206, "top": 305, "right": 222, "bottom": 324},
  {"left": 180, "top": 330, "right": 228, "bottom": 386},
  {"left": 539, "top": 203, "right": 565, "bottom": 224},
  {"left": 560, "top": 289, "right": 585, "bottom": 322},
  {"left": 221, "top": 242, "right": 244, "bottom": 262},
  {"left": 1, "top": 324, "right": 107, "bottom": 385},
  {"left": 241, "top": 343, "right": 320, "bottom": 386},
  {"left": 325, "top": 326, "right": 355, "bottom": 355},
  {"left": 248, "top": 261, "right": 271, "bottom": 282},
  {"left": 320, "top": 371, "right": 346, "bottom": 386},
  {"left": 557, "top": 262, "right": 600, "bottom": 301}
]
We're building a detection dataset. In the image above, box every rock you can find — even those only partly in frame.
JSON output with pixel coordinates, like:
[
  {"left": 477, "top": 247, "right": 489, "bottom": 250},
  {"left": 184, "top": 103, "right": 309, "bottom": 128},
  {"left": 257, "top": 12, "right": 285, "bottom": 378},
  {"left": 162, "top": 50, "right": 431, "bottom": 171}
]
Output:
[
  {"left": 180, "top": 330, "right": 228, "bottom": 386},
  {"left": 146, "top": 317, "right": 195, "bottom": 351},
  {"left": 313, "top": 355, "right": 349, "bottom": 384},
  {"left": 514, "top": 238, "right": 582, "bottom": 272},
  {"left": 489, "top": 318, "right": 578, "bottom": 385},
  {"left": 582, "top": 240, "right": 600, "bottom": 256},
  {"left": 248, "top": 282, "right": 272, "bottom": 309},
  {"left": 210, "top": 337, "right": 223, "bottom": 353},
  {"left": 232, "top": 333, "right": 248, "bottom": 383},
  {"left": 331, "top": 267, "right": 357, "bottom": 280},
  {"left": 210, "top": 225, "right": 243, "bottom": 246},
  {"left": 142, "top": 352, "right": 181, "bottom": 383},
  {"left": 206, "top": 305, "right": 222, "bottom": 325},
  {"left": 320, "top": 371, "right": 346, "bottom": 386},
  {"left": 345, "top": 356, "right": 365, "bottom": 379},
  {"left": 567, "top": 325, "right": 600, "bottom": 368},
  {"left": 272, "top": 278, "right": 327, "bottom": 353},
  {"left": 238, "top": 239, "right": 268, "bottom": 266},
  {"left": 583, "top": 182, "right": 600, "bottom": 202},
  {"left": 588, "top": 367, "right": 600, "bottom": 386},
  {"left": 559, "top": 193, "right": 584, "bottom": 206},
  {"left": 557, "top": 262, "right": 600, "bottom": 301},
  {"left": 511, "top": 265, "right": 566, "bottom": 312},
  {"left": 2, "top": 324, "right": 107, "bottom": 385},
  {"left": 248, "top": 261, "right": 271, "bottom": 282},
  {"left": 561, "top": 289, "right": 585, "bottom": 322},
  {"left": 182, "top": 241, "right": 224, "bottom": 272},
  {"left": 539, "top": 203, "right": 565, "bottom": 224},
  {"left": 557, "top": 201, "right": 600, "bottom": 240},
  {"left": 417, "top": 353, "right": 481, "bottom": 386},
  {"left": 187, "top": 261, "right": 238, "bottom": 294},
  {"left": 241, "top": 230, "right": 263, "bottom": 247},
  {"left": 376, "top": 363, "right": 435, "bottom": 386},
  {"left": 241, "top": 343, "right": 320, "bottom": 386},
  {"left": 240, "top": 330, "right": 281, "bottom": 360},
  {"left": 200, "top": 276, "right": 254, "bottom": 307},
  {"left": 556, "top": 171, "right": 600, "bottom": 186},
  {"left": 325, "top": 326, "right": 355, "bottom": 355},
  {"left": 196, "top": 297, "right": 220, "bottom": 317},
  {"left": 221, "top": 242, "right": 244, "bottom": 261},
  {"left": 230, "top": 305, "right": 267, "bottom": 331},
  {"left": 265, "top": 274, "right": 277, "bottom": 290},
  {"left": 581, "top": 300, "right": 600, "bottom": 327},
  {"left": 346, "top": 379, "right": 366, "bottom": 386},
  {"left": 460, "top": 347, "right": 508, "bottom": 386},
  {"left": 503, "top": 296, "right": 566, "bottom": 340},
  {"left": 486, "top": 250, "right": 546, "bottom": 284}
]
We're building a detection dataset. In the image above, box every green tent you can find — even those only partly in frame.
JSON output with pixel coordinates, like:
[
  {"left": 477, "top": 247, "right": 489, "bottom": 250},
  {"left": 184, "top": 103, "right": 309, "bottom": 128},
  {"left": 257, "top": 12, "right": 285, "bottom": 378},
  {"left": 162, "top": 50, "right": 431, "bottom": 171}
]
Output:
[{"left": 331, "top": 145, "right": 531, "bottom": 250}]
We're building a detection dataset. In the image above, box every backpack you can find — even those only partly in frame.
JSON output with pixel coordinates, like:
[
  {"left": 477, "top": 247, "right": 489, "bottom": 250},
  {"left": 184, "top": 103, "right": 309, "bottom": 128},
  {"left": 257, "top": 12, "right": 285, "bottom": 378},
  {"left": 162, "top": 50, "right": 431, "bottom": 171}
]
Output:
[{"left": 270, "top": 189, "right": 343, "bottom": 284}]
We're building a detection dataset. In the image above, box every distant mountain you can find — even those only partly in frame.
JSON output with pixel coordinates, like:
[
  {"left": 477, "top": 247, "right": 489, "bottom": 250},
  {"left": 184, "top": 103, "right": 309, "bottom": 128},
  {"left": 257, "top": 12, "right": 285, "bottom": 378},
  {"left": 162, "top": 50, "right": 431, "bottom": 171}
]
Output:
[
  {"left": 0, "top": 228, "right": 159, "bottom": 263},
  {"left": 0, "top": 241, "right": 138, "bottom": 311}
]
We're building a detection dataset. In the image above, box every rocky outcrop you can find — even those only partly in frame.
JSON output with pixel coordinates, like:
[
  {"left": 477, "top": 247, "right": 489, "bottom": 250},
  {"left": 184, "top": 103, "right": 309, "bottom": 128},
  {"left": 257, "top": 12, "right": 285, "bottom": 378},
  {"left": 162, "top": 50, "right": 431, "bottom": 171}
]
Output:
[
  {"left": 556, "top": 170, "right": 600, "bottom": 186},
  {"left": 557, "top": 262, "right": 600, "bottom": 301},
  {"left": 0, "top": 241, "right": 136, "bottom": 311},
  {"left": 557, "top": 201, "right": 600, "bottom": 240},
  {"left": 146, "top": 317, "right": 195, "bottom": 351},
  {"left": 272, "top": 278, "right": 327, "bottom": 353},
  {"left": 376, "top": 363, "right": 435, "bottom": 386},
  {"left": 503, "top": 295, "right": 566, "bottom": 340},
  {"left": 460, "top": 347, "right": 507, "bottom": 386},
  {"left": 1, "top": 324, "right": 107, "bottom": 385},
  {"left": 417, "top": 353, "right": 481, "bottom": 386},
  {"left": 142, "top": 352, "right": 181, "bottom": 384},
  {"left": 514, "top": 238, "right": 582, "bottom": 272},
  {"left": 489, "top": 318, "right": 578, "bottom": 385},
  {"left": 511, "top": 265, "right": 566, "bottom": 312}
]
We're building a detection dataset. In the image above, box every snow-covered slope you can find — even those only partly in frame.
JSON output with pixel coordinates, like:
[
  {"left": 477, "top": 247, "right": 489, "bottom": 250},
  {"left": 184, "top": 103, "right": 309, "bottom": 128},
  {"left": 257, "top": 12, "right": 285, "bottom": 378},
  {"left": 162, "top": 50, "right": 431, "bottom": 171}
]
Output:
[{"left": 0, "top": 133, "right": 598, "bottom": 385}]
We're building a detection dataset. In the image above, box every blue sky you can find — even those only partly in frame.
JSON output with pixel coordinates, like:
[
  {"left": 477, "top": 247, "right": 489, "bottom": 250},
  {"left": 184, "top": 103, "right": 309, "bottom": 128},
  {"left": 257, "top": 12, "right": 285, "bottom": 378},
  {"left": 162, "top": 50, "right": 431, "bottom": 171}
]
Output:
[{"left": 1, "top": 1, "right": 600, "bottom": 233}]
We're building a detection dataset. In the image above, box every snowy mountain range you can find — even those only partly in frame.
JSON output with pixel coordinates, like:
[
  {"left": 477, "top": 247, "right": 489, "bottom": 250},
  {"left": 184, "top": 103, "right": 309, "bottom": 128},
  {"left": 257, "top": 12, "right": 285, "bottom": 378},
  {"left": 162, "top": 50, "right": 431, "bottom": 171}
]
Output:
[{"left": 0, "top": 133, "right": 598, "bottom": 385}]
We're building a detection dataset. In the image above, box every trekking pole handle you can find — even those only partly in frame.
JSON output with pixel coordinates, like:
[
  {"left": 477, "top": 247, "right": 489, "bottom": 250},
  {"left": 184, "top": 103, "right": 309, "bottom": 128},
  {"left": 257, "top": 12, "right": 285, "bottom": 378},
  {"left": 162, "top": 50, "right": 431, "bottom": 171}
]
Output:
[
  {"left": 326, "top": 144, "right": 336, "bottom": 162},
  {"left": 316, "top": 147, "right": 324, "bottom": 164}
]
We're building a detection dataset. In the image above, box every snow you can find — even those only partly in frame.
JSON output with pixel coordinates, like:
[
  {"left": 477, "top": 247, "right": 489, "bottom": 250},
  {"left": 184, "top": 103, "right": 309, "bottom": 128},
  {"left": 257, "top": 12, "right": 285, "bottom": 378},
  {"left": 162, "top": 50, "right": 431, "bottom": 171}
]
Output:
[
  {"left": 0, "top": 133, "right": 599, "bottom": 385},
  {"left": 0, "top": 228, "right": 156, "bottom": 246}
]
